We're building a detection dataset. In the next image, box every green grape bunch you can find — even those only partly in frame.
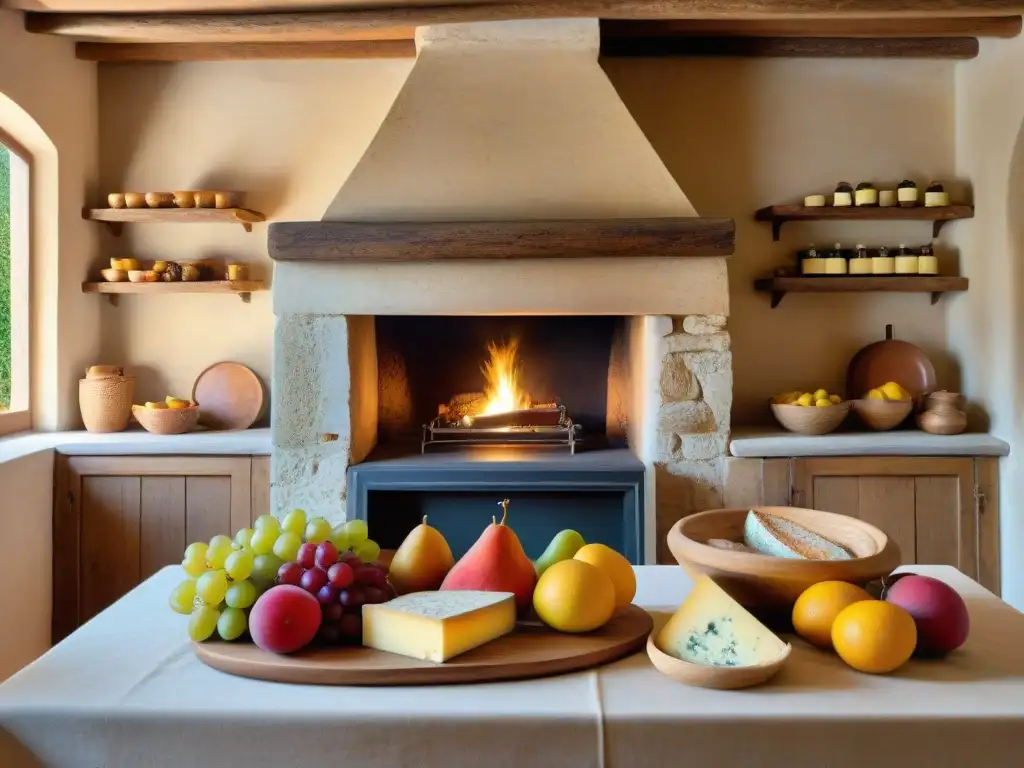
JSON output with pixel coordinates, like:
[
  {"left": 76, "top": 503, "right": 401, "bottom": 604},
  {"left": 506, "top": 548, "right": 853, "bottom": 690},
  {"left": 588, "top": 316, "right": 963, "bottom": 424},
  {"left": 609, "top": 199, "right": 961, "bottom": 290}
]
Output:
[{"left": 169, "top": 508, "right": 386, "bottom": 644}]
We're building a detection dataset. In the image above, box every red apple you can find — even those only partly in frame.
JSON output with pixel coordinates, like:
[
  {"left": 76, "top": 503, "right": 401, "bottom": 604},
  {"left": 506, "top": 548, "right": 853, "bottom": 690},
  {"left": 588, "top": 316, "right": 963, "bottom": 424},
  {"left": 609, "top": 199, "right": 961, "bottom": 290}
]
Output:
[
  {"left": 884, "top": 573, "right": 970, "bottom": 656},
  {"left": 249, "top": 585, "right": 322, "bottom": 654}
]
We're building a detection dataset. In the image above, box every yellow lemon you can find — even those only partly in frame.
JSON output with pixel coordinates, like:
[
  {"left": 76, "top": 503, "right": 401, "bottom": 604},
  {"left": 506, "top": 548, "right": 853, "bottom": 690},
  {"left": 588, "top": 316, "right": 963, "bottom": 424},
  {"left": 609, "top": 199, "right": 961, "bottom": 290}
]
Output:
[
  {"left": 795, "top": 393, "right": 814, "bottom": 407},
  {"left": 866, "top": 388, "right": 886, "bottom": 401},
  {"left": 533, "top": 559, "right": 615, "bottom": 633},
  {"left": 829, "top": 394, "right": 842, "bottom": 404},
  {"left": 573, "top": 543, "right": 636, "bottom": 610},
  {"left": 881, "top": 382, "right": 909, "bottom": 402},
  {"left": 145, "top": 401, "right": 169, "bottom": 410},
  {"left": 792, "top": 581, "right": 873, "bottom": 649},
  {"left": 166, "top": 398, "right": 191, "bottom": 410},
  {"left": 813, "top": 388, "right": 829, "bottom": 402},
  {"left": 815, "top": 398, "right": 832, "bottom": 407},
  {"left": 832, "top": 600, "right": 917, "bottom": 674}
]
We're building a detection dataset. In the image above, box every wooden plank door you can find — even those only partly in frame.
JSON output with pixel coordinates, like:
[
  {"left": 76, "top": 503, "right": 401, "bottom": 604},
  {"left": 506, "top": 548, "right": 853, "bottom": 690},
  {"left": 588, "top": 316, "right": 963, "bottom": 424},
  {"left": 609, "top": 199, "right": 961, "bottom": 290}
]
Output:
[
  {"left": 53, "top": 455, "right": 253, "bottom": 643},
  {"left": 791, "top": 457, "right": 980, "bottom": 585}
]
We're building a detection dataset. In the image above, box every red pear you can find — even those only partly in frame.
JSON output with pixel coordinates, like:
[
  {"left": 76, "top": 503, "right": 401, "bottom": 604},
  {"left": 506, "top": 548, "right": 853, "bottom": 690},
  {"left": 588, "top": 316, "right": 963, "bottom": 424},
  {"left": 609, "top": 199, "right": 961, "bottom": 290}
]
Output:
[{"left": 440, "top": 499, "right": 537, "bottom": 612}]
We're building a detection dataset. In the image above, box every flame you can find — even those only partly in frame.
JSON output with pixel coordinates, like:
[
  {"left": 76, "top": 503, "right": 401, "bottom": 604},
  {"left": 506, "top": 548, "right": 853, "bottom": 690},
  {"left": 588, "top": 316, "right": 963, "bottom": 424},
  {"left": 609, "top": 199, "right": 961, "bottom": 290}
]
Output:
[{"left": 480, "top": 339, "right": 531, "bottom": 415}]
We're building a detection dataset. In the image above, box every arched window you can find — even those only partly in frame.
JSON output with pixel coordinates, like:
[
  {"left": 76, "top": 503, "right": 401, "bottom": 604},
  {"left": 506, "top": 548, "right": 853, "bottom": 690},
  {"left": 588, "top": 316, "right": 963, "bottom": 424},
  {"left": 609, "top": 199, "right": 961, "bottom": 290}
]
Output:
[{"left": 0, "top": 137, "right": 28, "bottom": 431}]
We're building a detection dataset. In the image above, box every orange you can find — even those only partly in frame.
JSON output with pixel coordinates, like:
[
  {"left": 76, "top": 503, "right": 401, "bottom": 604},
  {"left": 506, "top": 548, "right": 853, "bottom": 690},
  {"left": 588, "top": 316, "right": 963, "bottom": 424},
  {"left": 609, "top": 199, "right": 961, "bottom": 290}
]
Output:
[
  {"left": 573, "top": 543, "right": 636, "bottom": 610},
  {"left": 533, "top": 559, "right": 615, "bottom": 633},
  {"left": 831, "top": 600, "right": 917, "bottom": 674},
  {"left": 792, "top": 581, "right": 873, "bottom": 649}
]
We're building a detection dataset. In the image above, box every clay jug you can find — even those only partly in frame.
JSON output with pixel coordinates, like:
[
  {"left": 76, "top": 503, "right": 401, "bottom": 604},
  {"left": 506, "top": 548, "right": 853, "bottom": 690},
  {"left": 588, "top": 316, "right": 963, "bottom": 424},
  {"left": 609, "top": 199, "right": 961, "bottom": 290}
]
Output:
[{"left": 916, "top": 391, "right": 967, "bottom": 435}]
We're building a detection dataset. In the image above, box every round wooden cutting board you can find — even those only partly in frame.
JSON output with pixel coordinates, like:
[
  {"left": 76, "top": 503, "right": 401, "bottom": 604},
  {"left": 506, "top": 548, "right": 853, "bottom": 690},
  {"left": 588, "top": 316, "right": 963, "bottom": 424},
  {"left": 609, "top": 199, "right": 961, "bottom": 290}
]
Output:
[
  {"left": 191, "top": 362, "right": 264, "bottom": 430},
  {"left": 194, "top": 605, "right": 653, "bottom": 686}
]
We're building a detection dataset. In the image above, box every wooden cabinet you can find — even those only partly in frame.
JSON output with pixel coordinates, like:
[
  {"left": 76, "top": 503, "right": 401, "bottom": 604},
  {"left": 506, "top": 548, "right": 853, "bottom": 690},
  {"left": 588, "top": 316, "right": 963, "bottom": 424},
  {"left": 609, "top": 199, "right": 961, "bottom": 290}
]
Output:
[
  {"left": 52, "top": 455, "right": 267, "bottom": 643},
  {"left": 723, "top": 456, "right": 1000, "bottom": 595}
]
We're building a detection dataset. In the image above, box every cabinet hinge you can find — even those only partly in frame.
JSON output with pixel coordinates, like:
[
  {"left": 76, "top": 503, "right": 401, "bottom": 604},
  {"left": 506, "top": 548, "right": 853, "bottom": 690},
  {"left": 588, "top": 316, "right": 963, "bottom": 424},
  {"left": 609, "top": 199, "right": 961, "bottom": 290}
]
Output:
[{"left": 974, "top": 485, "right": 987, "bottom": 515}]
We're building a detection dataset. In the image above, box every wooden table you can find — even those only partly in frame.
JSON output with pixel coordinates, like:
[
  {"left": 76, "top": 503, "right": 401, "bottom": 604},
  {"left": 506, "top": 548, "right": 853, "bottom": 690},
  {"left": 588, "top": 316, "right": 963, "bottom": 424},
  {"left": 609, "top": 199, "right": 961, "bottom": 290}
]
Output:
[{"left": 2, "top": 565, "right": 1023, "bottom": 768}]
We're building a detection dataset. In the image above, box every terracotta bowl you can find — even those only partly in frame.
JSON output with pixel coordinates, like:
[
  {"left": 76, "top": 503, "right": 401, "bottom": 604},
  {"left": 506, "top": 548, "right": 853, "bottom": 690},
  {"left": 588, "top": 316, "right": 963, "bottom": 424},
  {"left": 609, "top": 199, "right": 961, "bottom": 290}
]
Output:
[
  {"left": 132, "top": 404, "right": 200, "bottom": 435},
  {"left": 851, "top": 398, "right": 913, "bottom": 431},
  {"left": 666, "top": 506, "right": 900, "bottom": 613},
  {"left": 770, "top": 401, "right": 850, "bottom": 435}
]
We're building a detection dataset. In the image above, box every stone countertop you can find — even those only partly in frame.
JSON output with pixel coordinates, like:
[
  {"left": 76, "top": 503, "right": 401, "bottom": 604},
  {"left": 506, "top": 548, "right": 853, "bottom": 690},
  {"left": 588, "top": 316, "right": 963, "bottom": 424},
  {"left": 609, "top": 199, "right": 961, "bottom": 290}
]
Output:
[
  {"left": 0, "top": 427, "right": 271, "bottom": 464},
  {"left": 730, "top": 428, "right": 1010, "bottom": 458}
]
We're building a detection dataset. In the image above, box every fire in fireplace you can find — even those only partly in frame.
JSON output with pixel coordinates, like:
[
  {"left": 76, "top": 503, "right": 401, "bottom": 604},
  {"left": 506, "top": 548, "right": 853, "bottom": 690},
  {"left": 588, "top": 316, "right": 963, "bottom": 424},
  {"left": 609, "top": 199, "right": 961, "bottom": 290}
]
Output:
[{"left": 422, "top": 339, "right": 582, "bottom": 453}]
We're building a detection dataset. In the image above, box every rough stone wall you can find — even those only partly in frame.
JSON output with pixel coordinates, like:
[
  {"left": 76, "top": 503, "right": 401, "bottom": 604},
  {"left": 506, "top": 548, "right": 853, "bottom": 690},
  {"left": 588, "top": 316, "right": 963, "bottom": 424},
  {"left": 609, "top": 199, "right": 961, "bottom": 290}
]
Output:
[{"left": 654, "top": 314, "right": 732, "bottom": 563}]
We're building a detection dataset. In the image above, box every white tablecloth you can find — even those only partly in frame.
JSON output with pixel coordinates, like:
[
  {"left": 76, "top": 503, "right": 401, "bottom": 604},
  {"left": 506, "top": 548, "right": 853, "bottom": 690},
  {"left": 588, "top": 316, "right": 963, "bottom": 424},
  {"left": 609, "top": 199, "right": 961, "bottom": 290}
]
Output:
[{"left": 2, "top": 565, "right": 1024, "bottom": 768}]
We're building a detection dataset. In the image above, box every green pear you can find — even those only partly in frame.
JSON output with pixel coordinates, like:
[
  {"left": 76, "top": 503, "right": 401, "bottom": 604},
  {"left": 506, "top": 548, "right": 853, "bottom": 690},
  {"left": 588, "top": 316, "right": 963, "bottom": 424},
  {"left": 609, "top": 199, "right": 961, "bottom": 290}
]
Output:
[{"left": 534, "top": 529, "right": 586, "bottom": 577}]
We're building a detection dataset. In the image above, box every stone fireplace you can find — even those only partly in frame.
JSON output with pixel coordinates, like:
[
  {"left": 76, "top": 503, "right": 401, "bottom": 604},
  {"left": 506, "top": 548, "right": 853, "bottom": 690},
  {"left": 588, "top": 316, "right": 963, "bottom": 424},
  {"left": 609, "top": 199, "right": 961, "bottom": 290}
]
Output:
[{"left": 268, "top": 18, "right": 733, "bottom": 564}]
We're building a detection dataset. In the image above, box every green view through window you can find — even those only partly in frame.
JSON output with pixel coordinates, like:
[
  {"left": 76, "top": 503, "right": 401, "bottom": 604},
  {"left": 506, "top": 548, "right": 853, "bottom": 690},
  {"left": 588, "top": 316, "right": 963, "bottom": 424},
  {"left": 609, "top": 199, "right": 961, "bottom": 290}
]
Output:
[{"left": 0, "top": 144, "right": 9, "bottom": 411}]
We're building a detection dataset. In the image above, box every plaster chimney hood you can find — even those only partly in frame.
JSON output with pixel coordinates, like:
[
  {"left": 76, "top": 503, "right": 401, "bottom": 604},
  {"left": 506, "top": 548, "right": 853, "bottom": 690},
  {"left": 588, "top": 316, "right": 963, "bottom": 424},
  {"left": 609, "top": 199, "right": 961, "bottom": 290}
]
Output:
[{"left": 268, "top": 17, "right": 734, "bottom": 264}]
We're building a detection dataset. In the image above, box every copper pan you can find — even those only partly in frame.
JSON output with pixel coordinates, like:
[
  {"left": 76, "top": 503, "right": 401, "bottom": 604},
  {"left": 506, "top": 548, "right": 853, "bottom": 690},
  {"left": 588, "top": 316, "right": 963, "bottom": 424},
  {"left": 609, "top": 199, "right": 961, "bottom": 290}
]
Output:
[{"left": 845, "top": 324, "right": 936, "bottom": 405}]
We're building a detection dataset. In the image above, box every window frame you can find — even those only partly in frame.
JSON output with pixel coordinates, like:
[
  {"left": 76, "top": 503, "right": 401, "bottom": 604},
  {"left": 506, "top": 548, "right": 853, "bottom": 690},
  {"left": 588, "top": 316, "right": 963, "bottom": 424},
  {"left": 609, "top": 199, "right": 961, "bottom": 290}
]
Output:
[{"left": 0, "top": 130, "right": 31, "bottom": 437}]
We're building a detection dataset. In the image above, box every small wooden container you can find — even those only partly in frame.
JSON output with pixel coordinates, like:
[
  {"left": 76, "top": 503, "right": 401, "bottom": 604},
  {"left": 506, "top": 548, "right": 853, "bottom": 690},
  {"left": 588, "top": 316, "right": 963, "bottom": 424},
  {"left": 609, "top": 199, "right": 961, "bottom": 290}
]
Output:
[
  {"left": 100, "top": 268, "right": 127, "bottom": 282},
  {"left": 647, "top": 633, "right": 790, "bottom": 690},
  {"left": 107, "top": 193, "right": 126, "bottom": 209},
  {"left": 132, "top": 404, "right": 200, "bottom": 435},
  {"left": 79, "top": 376, "right": 134, "bottom": 433},
  {"left": 667, "top": 506, "right": 900, "bottom": 613},
  {"left": 227, "top": 263, "right": 249, "bottom": 281},
  {"left": 916, "top": 391, "right": 967, "bottom": 435},
  {"left": 194, "top": 191, "right": 216, "bottom": 208},
  {"left": 145, "top": 192, "right": 175, "bottom": 208},
  {"left": 124, "top": 192, "right": 147, "bottom": 209},
  {"left": 214, "top": 191, "right": 241, "bottom": 209},
  {"left": 770, "top": 401, "right": 850, "bottom": 435},
  {"left": 173, "top": 191, "right": 196, "bottom": 208},
  {"left": 851, "top": 398, "right": 913, "bottom": 431}
]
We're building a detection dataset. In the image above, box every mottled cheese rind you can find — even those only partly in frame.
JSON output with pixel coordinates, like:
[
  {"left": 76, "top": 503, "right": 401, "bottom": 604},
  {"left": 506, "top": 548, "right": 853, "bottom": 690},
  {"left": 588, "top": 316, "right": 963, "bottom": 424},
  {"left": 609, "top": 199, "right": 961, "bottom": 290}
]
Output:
[
  {"left": 656, "top": 576, "right": 788, "bottom": 668},
  {"left": 362, "top": 590, "right": 516, "bottom": 663}
]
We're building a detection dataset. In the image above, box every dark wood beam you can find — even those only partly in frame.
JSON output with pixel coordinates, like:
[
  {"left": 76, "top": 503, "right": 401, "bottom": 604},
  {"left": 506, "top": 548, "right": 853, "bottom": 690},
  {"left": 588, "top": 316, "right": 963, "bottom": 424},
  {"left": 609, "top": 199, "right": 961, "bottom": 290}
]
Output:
[
  {"left": 76, "top": 40, "right": 416, "bottom": 61},
  {"left": 602, "top": 16, "right": 1022, "bottom": 37},
  {"left": 268, "top": 218, "right": 736, "bottom": 262},
  {"left": 602, "top": 35, "right": 980, "bottom": 57},
  {"left": 25, "top": 3, "right": 1024, "bottom": 43}
]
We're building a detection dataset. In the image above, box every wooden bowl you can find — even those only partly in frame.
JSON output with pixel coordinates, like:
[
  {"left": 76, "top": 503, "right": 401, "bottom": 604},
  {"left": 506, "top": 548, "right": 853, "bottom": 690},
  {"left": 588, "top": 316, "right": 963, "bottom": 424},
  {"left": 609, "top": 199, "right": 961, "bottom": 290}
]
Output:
[
  {"left": 646, "top": 633, "right": 790, "bottom": 690},
  {"left": 213, "top": 190, "right": 241, "bottom": 209},
  {"left": 770, "top": 401, "right": 850, "bottom": 435},
  {"left": 667, "top": 506, "right": 900, "bottom": 613},
  {"left": 127, "top": 269, "right": 159, "bottom": 283},
  {"left": 132, "top": 404, "right": 200, "bottom": 435},
  {"left": 124, "top": 192, "right": 147, "bottom": 209},
  {"left": 145, "top": 192, "right": 175, "bottom": 208},
  {"left": 173, "top": 190, "right": 196, "bottom": 208},
  {"left": 101, "top": 268, "right": 127, "bottom": 282},
  {"left": 194, "top": 190, "right": 216, "bottom": 208},
  {"left": 851, "top": 398, "right": 913, "bottom": 431},
  {"left": 107, "top": 193, "right": 126, "bottom": 209}
]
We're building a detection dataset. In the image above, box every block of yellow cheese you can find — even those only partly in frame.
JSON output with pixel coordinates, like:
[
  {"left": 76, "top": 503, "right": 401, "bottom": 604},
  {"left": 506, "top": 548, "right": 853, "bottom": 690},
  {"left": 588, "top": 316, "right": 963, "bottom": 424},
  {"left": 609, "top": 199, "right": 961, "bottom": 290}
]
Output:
[
  {"left": 656, "top": 576, "right": 788, "bottom": 667},
  {"left": 362, "top": 590, "right": 517, "bottom": 663}
]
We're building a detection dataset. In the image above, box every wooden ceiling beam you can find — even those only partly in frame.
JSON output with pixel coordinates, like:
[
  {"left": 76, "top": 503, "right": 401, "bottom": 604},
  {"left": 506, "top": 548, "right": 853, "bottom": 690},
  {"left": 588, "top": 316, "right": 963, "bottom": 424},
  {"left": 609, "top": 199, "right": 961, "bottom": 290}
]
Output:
[
  {"left": 24, "top": 3, "right": 1024, "bottom": 44},
  {"left": 602, "top": 16, "right": 1022, "bottom": 38},
  {"left": 601, "top": 36, "right": 981, "bottom": 58},
  {"left": 75, "top": 40, "right": 417, "bottom": 61}
]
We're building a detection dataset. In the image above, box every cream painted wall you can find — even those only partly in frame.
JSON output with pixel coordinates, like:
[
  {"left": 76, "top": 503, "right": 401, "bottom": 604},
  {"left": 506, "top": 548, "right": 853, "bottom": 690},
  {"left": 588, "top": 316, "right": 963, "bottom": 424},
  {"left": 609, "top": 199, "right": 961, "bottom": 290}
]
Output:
[
  {"left": 604, "top": 58, "right": 957, "bottom": 424},
  {"left": 950, "top": 37, "right": 1024, "bottom": 609},
  {"left": 99, "top": 56, "right": 956, "bottom": 422},
  {"left": 0, "top": 450, "right": 53, "bottom": 680},
  {"left": 0, "top": 9, "right": 99, "bottom": 429},
  {"left": 97, "top": 60, "right": 413, "bottom": 404}
]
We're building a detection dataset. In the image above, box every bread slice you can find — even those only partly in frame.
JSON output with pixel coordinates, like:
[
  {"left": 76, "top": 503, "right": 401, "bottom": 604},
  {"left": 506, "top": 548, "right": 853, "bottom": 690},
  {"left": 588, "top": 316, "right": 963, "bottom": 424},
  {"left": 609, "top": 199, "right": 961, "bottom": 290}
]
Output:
[{"left": 742, "top": 511, "right": 852, "bottom": 561}]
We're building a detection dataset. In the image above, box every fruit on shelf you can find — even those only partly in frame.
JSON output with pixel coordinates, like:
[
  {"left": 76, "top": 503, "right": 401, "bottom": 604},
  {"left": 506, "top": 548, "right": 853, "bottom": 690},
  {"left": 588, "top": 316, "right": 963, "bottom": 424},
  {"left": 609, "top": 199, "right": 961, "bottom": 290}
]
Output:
[
  {"left": 249, "top": 585, "right": 322, "bottom": 654},
  {"left": 534, "top": 529, "right": 586, "bottom": 578},
  {"left": 883, "top": 573, "right": 969, "bottom": 656},
  {"left": 533, "top": 559, "right": 615, "bottom": 633},
  {"left": 440, "top": 499, "right": 537, "bottom": 612},
  {"left": 573, "top": 543, "right": 635, "bottom": 611},
  {"left": 389, "top": 515, "right": 455, "bottom": 595},
  {"left": 169, "top": 579, "right": 197, "bottom": 615},
  {"left": 656, "top": 575, "right": 789, "bottom": 668},
  {"left": 772, "top": 389, "right": 843, "bottom": 407},
  {"left": 791, "top": 581, "right": 873, "bottom": 649},
  {"left": 831, "top": 600, "right": 917, "bottom": 674},
  {"left": 363, "top": 590, "right": 516, "bottom": 663},
  {"left": 864, "top": 381, "right": 913, "bottom": 402}
]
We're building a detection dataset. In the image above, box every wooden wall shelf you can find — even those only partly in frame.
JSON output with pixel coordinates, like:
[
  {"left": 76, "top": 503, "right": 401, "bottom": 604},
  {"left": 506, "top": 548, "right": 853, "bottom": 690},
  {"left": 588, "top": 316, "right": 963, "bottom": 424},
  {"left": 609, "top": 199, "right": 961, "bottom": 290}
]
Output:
[
  {"left": 82, "top": 280, "right": 266, "bottom": 305},
  {"left": 754, "top": 275, "right": 968, "bottom": 308},
  {"left": 84, "top": 207, "right": 266, "bottom": 235},
  {"left": 754, "top": 204, "right": 974, "bottom": 241},
  {"left": 268, "top": 217, "right": 735, "bottom": 262}
]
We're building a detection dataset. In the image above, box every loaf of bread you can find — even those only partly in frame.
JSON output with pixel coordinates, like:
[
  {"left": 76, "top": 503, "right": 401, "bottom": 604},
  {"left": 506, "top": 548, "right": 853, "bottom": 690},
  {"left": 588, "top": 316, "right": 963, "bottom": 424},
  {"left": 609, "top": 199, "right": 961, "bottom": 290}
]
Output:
[{"left": 742, "top": 510, "right": 852, "bottom": 561}]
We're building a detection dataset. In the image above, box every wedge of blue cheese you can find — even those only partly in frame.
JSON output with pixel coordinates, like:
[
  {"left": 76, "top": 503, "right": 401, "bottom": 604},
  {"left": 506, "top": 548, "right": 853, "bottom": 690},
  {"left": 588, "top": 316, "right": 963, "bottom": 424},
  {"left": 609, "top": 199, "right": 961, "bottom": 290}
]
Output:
[{"left": 656, "top": 576, "right": 789, "bottom": 667}]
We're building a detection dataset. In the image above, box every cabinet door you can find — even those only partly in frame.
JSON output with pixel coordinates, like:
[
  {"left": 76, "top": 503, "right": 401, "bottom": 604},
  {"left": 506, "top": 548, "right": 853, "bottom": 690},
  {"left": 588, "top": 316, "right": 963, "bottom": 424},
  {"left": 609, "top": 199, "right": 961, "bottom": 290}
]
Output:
[
  {"left": 53, "top": 456, "right": 253, "bottom": 643},
  {"left": 791, "top": 458, "right": 977, "bottom": 581}
]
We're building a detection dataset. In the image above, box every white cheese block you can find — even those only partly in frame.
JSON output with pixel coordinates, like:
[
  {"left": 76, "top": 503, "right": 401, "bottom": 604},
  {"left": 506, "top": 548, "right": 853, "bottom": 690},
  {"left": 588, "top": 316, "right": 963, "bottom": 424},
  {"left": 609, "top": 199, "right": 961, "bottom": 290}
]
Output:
[
  {"left": 803, "top": 194, "right": 826, "bottom": 207},
  {"left": 656, "top": 576, "right": 789, "bottom": 667},
  {"left": 743, "top": 510, "right": 852, "bottom": 560},
  {"left": 362, "top": 590, "right": 516, "bottom": 663}
]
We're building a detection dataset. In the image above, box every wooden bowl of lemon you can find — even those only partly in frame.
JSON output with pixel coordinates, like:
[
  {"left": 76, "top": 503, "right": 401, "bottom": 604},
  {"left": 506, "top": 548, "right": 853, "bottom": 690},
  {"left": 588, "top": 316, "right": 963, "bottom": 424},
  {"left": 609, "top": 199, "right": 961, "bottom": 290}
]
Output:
[
  {"left": 770, "top": 389, "right": 850, "bottom": 435},
  {"left": 851, "top": 382, "right": 914, "bottom": 431},
  {"left": 132, "top": 397, "right": 200, "bottom": 435}
]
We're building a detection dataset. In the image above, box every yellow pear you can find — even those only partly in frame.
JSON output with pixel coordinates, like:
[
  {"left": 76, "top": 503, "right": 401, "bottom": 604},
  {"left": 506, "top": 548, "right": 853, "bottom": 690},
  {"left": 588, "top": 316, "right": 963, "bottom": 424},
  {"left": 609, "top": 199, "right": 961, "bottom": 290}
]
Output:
[{"left": 388, "top": 515, "right": 455, "bottom": 595}]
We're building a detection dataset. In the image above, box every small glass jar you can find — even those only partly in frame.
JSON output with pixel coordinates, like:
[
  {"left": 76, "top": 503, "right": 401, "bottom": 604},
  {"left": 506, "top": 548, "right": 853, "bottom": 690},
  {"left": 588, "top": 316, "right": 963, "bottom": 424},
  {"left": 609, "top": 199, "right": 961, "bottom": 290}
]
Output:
[
  {"left": 849, "top": 243, "right": 873, "bottom": 275},
  {"left": 800, "top": 246, "right": 826, "bottom": 275},
  {"left": 873, "top": 245, "right": 895, "bottom": 275},
  {"left": 917, "top": 243, "right": 938, "bottom": 275},
  {"left": 895, "top": 243, "right": 919, "bottom": 274},
  {"left": 825, "top": 242, "right": 848, "bottom": 275}
]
